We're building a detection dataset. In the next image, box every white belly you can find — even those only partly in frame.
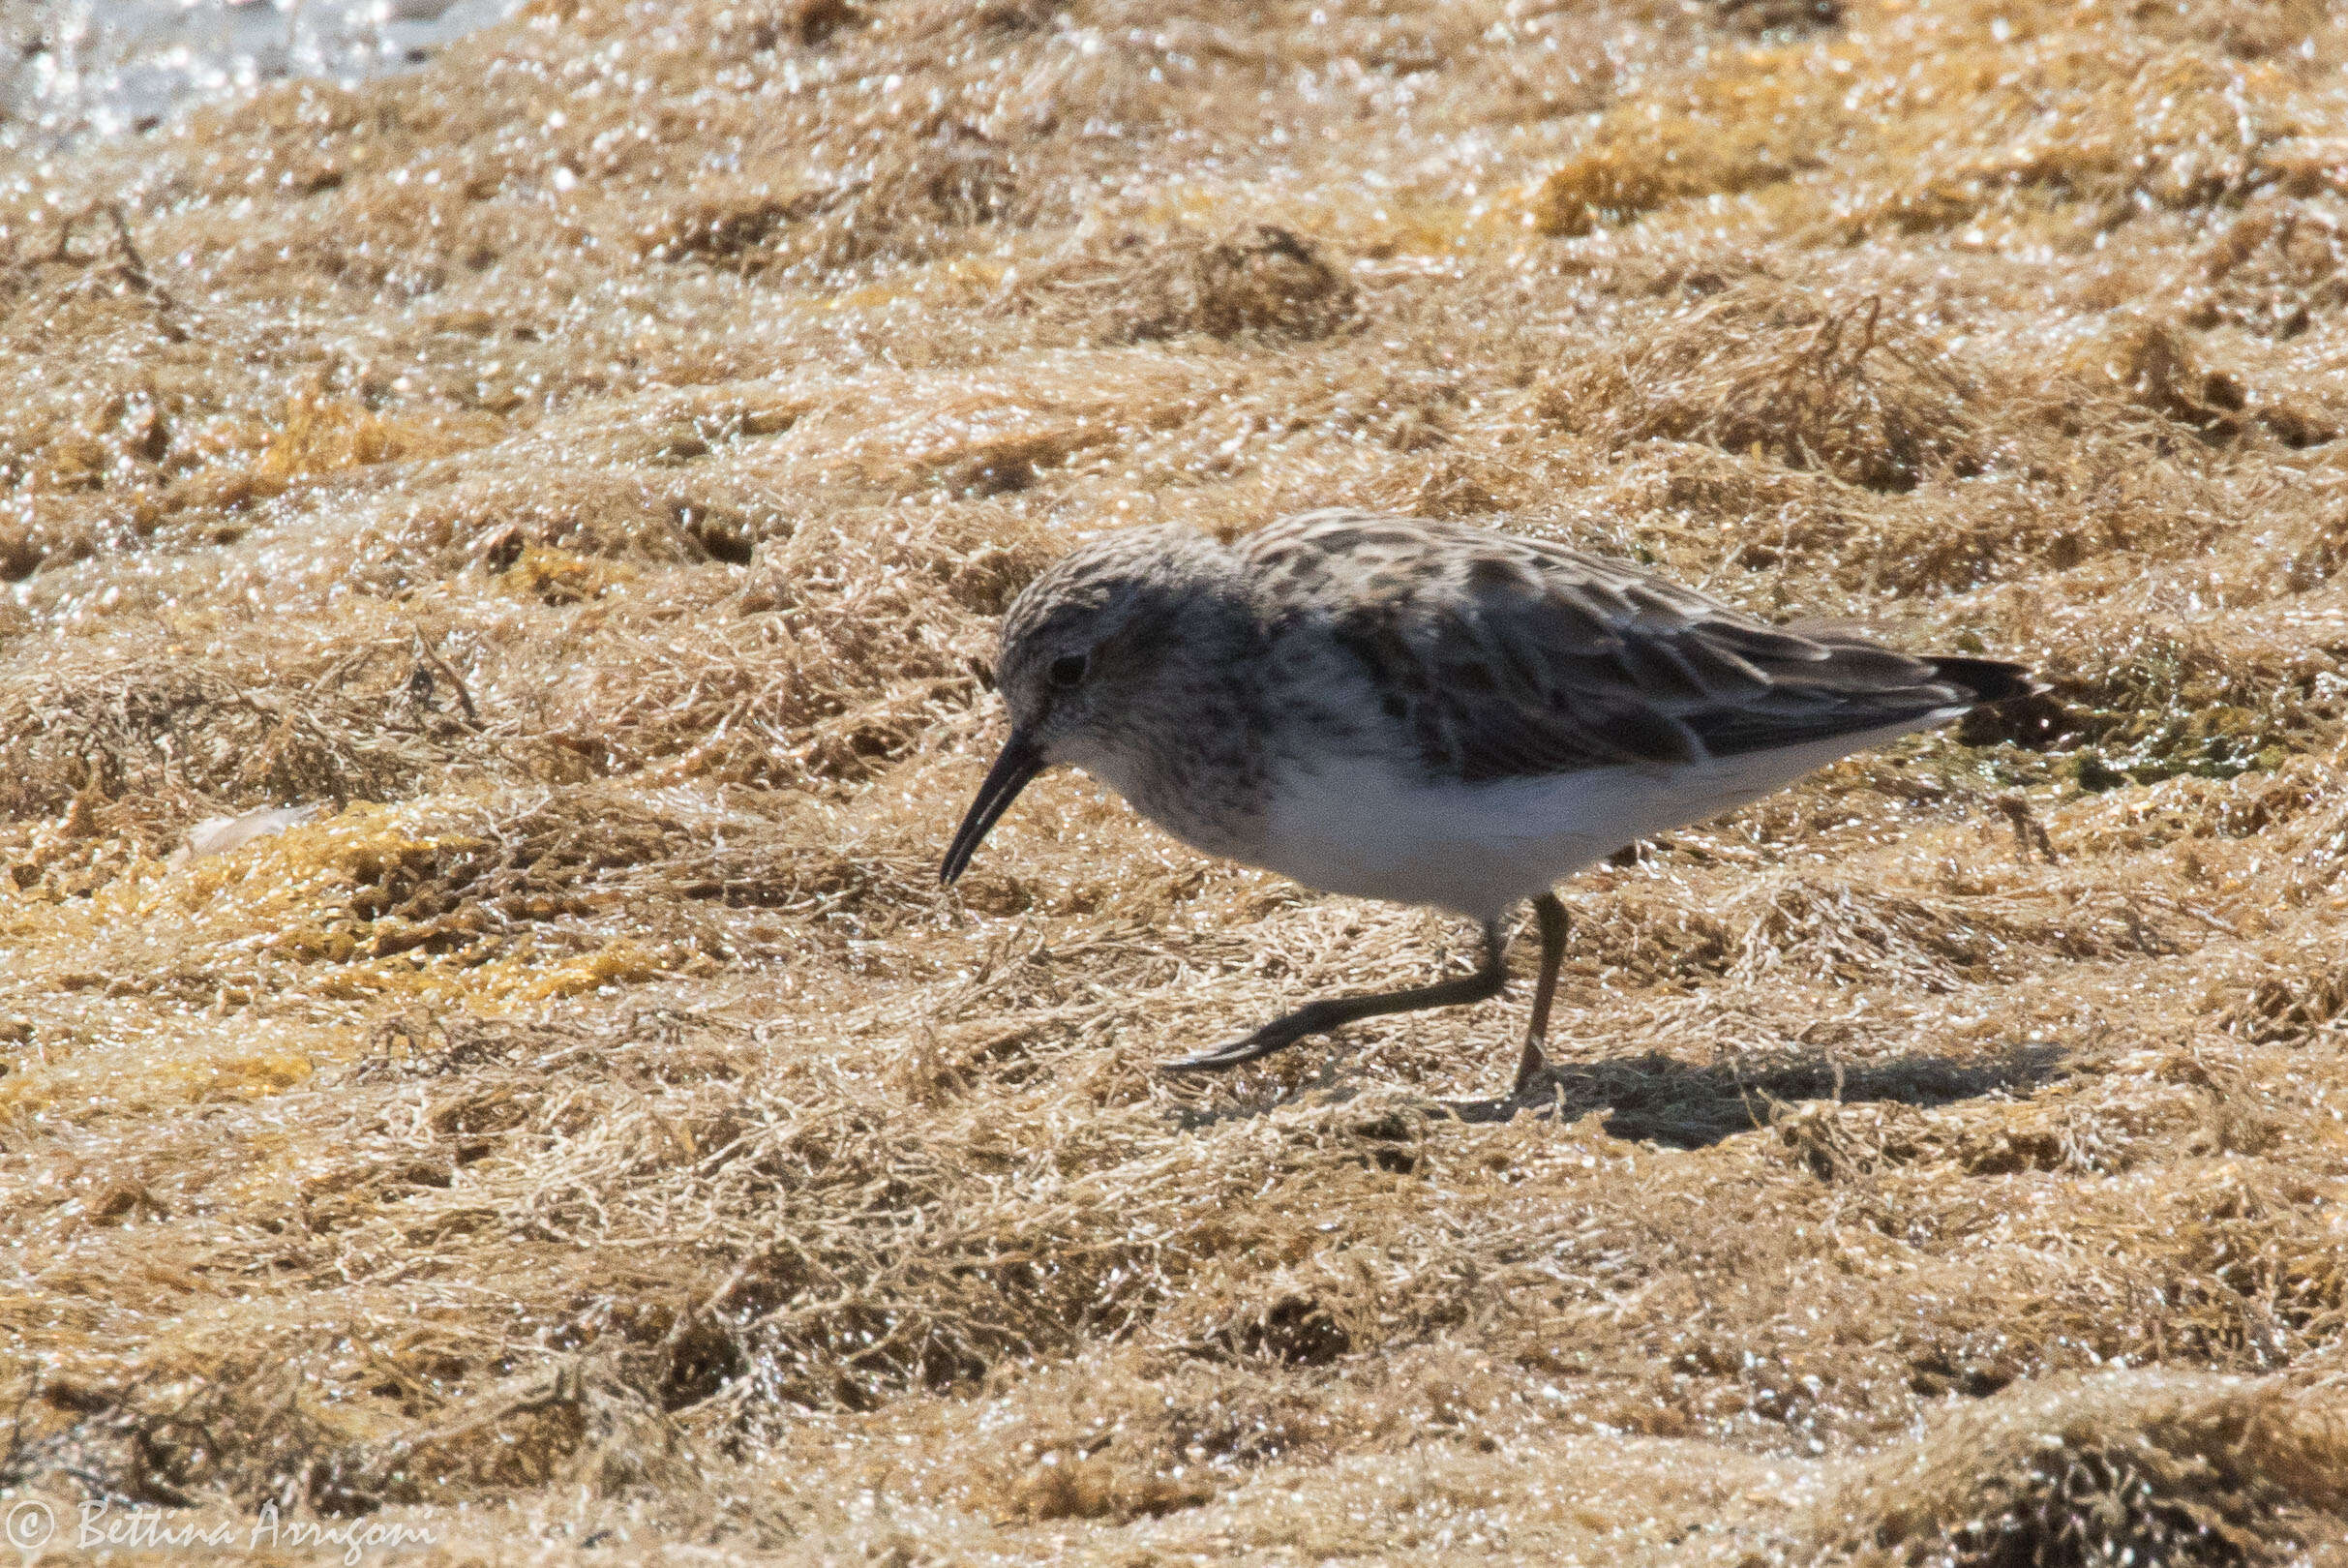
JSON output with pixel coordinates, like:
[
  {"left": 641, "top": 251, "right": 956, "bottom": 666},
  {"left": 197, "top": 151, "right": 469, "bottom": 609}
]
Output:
[{"left": 1254, "top": 719, "right": 1946, "bottom": 919}]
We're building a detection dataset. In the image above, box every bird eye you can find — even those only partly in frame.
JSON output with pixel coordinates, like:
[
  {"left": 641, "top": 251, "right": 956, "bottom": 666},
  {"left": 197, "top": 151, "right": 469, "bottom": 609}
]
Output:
[{"left": 1048, "top": 653, "right": 1088, "bottom": 689}]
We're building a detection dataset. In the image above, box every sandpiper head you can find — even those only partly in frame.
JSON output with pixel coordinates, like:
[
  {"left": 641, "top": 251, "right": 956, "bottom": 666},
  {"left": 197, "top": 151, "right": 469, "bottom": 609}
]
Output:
[{"left": 940, "top": 526, "right": 1216, "bottom": 884}]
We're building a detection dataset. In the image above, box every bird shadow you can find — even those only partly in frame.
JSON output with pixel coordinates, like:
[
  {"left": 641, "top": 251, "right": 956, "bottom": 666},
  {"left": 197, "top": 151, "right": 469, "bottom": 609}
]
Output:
[
  {"left": 1441, "top": 1040, "right": 2069, "bottom": 1148},
  {"left": 1168, "top": 1040, "right": 2068, "bottom": 1147}
]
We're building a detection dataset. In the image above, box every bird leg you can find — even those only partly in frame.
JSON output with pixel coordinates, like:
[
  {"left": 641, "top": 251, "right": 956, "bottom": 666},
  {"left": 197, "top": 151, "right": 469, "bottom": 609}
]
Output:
[
  {"left": 1162, "top": 920, "right": 1507, "bottom": 1073},
  {"left": 1512, "top": 892, "right": 1570, "bottom": 1097}
]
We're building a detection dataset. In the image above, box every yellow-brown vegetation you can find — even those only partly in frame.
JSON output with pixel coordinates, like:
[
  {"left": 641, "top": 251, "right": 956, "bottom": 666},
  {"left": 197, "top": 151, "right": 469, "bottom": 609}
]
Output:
[{"left": 3, "top": 0, "right": 2348, "bottom": 1561}]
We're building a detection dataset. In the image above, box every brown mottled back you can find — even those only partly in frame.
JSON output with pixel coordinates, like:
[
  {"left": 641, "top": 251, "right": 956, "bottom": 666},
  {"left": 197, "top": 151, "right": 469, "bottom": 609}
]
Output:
[{"left": 1241, "top": 509, "right": 2021, "bottom": 783}]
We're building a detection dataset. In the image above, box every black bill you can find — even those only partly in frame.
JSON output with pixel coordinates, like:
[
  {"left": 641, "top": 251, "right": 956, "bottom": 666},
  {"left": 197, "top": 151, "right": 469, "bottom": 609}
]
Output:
[{"left": 940, "top": 729, "right": 1045, "bottom": 885}]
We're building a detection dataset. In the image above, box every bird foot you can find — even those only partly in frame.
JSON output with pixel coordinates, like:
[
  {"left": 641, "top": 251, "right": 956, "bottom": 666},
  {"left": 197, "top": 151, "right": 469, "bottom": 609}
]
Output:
[
  {"left": 1159, "top": 1029, "right": 1303, "bottom": 1073},
  {"left": 1511, "top": 1039, "right": 1550, "bottom": 1099}
]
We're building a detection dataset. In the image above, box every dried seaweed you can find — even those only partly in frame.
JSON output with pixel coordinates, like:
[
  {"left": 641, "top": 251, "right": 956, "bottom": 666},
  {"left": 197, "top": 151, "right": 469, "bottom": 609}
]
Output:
[{"left": 4, "top": 0, "right": 2348, "bottom": 1562}]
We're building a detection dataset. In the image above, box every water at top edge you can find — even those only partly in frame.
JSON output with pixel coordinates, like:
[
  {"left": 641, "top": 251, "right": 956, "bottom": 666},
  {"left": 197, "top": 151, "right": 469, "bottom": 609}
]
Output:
[{"left": 4, "top": 0, "right": 523, "bottom": 152}]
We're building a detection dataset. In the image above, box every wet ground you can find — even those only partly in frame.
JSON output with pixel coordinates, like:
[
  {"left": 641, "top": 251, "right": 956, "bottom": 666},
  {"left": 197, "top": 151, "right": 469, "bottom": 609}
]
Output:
[
  {"left": 3, "top": 0, "right": 515, "bottom": 145},
  {"left": 3, "top": 0, "right": 2346, "bottom": 1561}
]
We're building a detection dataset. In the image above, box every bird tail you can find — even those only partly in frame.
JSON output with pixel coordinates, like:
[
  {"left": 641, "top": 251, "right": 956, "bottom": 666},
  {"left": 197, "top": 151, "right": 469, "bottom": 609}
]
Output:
[{"left": 1926, "top": 655, "right": 2036, "bottom": 705}]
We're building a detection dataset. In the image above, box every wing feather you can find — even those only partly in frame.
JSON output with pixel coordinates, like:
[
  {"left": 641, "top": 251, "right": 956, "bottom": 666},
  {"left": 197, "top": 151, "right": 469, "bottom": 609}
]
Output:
[{"left": 1245, "top": 510, "right": 2006, "bottom": 782}]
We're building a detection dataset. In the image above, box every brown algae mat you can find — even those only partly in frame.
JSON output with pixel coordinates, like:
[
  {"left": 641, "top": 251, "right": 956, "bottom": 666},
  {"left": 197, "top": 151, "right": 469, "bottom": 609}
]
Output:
[{"left": 4, "top": 0, "right": 2348, "bottom": 1561}]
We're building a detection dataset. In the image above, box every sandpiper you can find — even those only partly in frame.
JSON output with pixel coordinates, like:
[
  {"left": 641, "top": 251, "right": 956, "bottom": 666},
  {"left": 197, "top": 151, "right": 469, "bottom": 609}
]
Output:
[{"left": 941, "top": 509, "right": 2029, "bottom": 1097}]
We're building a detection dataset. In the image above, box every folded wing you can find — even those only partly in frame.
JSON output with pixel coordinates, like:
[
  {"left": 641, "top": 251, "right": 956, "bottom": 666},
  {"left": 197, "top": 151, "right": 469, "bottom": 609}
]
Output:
[{"left": 1248, "top": 510, "right": 2021, "bottom": 783}]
